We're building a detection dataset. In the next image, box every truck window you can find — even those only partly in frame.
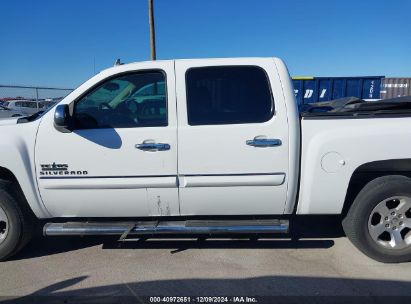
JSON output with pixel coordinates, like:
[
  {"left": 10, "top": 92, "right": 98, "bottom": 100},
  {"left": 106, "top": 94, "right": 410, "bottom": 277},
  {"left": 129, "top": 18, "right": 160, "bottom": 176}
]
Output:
[
  {"left": 134, "top": 81, "right": 165, "bottom": 97},
  {"left": 74, "top": 71, "right": 167, "bottom": 129},
  {"left": 185, "top": 66, "right": 274, "bottom": 125}
]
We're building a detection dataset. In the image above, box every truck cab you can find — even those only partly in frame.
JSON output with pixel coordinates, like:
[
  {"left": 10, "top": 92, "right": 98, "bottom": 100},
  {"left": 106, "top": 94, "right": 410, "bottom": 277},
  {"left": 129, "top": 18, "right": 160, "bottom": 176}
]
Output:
[{"left": 35, "top": 58, "right": 299, "bottom": 218}]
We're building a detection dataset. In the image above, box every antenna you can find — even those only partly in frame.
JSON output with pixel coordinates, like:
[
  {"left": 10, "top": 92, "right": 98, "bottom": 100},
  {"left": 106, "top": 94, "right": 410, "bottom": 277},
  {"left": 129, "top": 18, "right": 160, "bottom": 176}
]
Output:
[{"left": 148, "top": 0, "right": 156, "bottom": 60}]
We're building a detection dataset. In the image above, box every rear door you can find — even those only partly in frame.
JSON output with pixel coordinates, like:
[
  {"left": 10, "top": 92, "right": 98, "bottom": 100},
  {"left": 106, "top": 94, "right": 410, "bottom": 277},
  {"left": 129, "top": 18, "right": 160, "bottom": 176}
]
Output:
[{"left": 175, "top": 59, "right": 289, "bottom": 215}]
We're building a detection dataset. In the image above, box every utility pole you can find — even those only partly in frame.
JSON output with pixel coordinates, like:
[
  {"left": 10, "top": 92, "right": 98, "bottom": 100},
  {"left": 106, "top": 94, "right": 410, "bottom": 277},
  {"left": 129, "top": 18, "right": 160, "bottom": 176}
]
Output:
[{"left": 148, "top": 0, "right": 156, "bottom": 60}]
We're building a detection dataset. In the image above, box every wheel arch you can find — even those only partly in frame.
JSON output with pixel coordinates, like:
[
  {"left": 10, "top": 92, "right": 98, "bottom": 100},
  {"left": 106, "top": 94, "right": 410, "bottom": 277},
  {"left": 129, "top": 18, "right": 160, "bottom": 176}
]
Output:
[
  {"left": 0, "top": 166, "right": 38, "bottom": 219},
  {"left": 342, "top": 159, "right": 411, "bottom": 218}
]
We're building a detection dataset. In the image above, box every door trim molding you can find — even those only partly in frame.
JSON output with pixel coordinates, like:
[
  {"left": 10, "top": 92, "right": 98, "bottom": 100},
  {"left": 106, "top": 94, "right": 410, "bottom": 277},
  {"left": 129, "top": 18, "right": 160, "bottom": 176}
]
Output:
[
  {"left": 39, "top": 174, "right": 176, "bottom": 180},
  {"left": 40, "top": 176, "right": 178, "bottom": 190},
  {"left": 180, "top": 173, "right": 286, "bottom": 188},
  {"left": 39, "top": 172, "right": 286, "bottom": 189}
]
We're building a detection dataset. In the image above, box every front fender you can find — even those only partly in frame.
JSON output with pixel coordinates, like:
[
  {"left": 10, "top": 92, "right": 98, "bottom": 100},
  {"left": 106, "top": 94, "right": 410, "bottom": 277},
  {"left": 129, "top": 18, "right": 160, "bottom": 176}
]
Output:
[{"left": 0, "top": 120, "right": 50, "bottom": 218}]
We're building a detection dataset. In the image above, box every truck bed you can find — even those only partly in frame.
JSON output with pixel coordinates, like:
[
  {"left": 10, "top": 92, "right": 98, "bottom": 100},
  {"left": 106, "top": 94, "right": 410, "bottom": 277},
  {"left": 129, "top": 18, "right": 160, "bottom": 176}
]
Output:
[{"left": 300, "top": 96, "right": 411, "bottom": 118}]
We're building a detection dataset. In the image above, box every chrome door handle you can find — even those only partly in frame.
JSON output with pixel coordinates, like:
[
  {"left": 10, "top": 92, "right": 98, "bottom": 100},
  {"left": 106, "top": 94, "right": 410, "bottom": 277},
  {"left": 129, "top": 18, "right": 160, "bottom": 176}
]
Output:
[
  {"left": 135, "top": 142, "right": 170, "bottom": 151},
  {"left": 246, "top": 138, "right": 282, "bottom": 147}
]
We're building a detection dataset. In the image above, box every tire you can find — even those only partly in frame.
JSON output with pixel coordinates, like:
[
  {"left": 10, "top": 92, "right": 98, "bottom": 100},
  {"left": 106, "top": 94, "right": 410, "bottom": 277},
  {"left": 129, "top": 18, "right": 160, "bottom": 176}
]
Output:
[
  {"left": 343, "top": 175, "right": 411, "bottom": 263},
  {"left": 0, "top": 181, "right": 33, "bottom": 261}
]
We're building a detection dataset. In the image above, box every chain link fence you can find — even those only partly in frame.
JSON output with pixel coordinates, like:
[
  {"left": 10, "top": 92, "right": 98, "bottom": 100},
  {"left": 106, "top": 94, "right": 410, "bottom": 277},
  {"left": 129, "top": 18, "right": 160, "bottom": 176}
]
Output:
[{"left": 0, "top": 85, "right": 73, "bottom": 114}]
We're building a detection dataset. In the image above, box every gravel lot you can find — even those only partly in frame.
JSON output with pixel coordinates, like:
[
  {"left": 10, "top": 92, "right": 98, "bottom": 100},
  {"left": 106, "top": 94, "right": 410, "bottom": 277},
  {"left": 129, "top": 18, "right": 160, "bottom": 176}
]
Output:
[{"left": 0, "top": 216, "right": 411, "bottom": 302}]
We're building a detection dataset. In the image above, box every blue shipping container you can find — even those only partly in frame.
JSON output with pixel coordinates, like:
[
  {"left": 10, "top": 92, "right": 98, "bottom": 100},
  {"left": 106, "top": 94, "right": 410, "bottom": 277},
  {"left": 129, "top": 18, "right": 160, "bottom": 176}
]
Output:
[{"left": 292, "top": 76, "right": 383, "bottom": 105}]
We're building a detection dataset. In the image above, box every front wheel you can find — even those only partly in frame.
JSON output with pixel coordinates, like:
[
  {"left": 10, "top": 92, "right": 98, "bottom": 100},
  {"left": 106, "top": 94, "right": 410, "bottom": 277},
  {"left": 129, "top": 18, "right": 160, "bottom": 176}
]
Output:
[
  {"left": 343, "top": 175, "right": 411, "bottom": 263},
  {"left": 0, "top": 183, "right": 33, "bottom": 261}
]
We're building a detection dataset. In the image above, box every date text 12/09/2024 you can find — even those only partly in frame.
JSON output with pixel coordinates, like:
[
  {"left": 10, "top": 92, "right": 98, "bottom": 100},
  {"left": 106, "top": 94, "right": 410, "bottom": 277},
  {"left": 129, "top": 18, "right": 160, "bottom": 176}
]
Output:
[{"left": 149, "top": 296, "right": 258, "bottom": 303}]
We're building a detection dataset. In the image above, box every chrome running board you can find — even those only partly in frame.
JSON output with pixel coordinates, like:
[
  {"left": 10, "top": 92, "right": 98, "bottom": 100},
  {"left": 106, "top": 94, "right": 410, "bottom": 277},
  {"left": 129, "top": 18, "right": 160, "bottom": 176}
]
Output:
[{"left": 43, "top": 219, "right": 289, "bottom": 236}]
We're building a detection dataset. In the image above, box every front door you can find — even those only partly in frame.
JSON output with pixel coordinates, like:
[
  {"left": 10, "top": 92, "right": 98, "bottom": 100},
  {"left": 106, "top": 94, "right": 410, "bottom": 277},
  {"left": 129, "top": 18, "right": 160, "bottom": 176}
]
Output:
[
  {"left": 35, "top": 62, "right": 178, "bottom": 217},
  {"left": 175, "top": 59, "right": 289, "bottom": 215}
]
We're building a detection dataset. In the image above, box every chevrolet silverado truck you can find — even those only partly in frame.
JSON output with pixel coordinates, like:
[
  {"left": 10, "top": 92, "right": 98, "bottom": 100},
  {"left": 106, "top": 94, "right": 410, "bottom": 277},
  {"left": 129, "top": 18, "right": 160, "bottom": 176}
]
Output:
[{"left": 1, "top": 58, "right": 411, "bottom": 263}]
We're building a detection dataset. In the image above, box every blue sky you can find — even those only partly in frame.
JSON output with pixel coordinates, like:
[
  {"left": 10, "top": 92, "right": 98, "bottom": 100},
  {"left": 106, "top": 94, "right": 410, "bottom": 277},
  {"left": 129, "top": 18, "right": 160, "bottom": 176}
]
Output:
[{"left": 1, "top": 0, "right": 410, "bottom": 88}]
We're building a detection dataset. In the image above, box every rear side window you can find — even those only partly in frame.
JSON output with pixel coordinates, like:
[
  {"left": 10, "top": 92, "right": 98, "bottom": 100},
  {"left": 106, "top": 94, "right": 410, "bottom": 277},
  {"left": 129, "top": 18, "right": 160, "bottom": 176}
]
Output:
[{"left": 186, "top": 66, "right": 274, "bottom": 125}]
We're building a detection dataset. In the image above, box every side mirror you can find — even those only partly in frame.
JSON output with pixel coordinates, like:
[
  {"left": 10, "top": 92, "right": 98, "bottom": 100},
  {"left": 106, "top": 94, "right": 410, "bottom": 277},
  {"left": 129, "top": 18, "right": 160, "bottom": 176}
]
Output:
[{"left": 54, "top": 104, "right": 72, "bottom": 132}]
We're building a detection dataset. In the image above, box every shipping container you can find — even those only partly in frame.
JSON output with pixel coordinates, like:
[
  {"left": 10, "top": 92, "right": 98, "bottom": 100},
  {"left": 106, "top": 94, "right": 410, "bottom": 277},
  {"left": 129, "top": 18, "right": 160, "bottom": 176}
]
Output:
[
  {"left": 292, "top": 76, "right": 384, "bottom": 105},
  {"left": 380, "top": 78, "right": 411, "bottom": 99}
]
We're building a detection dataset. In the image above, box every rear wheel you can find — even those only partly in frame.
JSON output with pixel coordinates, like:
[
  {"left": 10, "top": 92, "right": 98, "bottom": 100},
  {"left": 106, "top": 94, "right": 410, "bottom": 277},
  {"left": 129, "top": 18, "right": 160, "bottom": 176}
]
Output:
[
  {"left": 343, "top": 175, "right": 411, "bottom": 263},
  {"left": 0, "top": 182, "right": 33, "bottom": 261}
]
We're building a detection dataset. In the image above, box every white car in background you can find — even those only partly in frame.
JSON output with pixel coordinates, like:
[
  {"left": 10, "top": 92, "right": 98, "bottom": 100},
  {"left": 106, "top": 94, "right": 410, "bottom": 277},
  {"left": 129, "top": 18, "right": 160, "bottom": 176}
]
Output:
[
  {"left": 39, "top": 99, "right": 58, "bottom": 111},
  {"left": 4, "top": 100, "right": 40, "bottom": 115},
  {"left": 0, "top": 105, "right": 24, "bottom": 119}
]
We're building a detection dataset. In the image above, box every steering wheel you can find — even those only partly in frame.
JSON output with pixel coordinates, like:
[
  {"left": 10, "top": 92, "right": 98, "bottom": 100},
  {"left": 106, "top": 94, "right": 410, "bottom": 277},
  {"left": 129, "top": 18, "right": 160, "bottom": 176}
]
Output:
[{"left": 99, "top": 102, "right": 113, "bottom": 111}]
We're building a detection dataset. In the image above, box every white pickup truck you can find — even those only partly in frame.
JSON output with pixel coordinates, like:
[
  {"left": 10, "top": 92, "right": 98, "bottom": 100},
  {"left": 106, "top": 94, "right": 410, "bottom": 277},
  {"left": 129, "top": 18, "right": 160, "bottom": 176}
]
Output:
[{"left": 1, "top": 57, "right": 411, "bottom": 263}]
